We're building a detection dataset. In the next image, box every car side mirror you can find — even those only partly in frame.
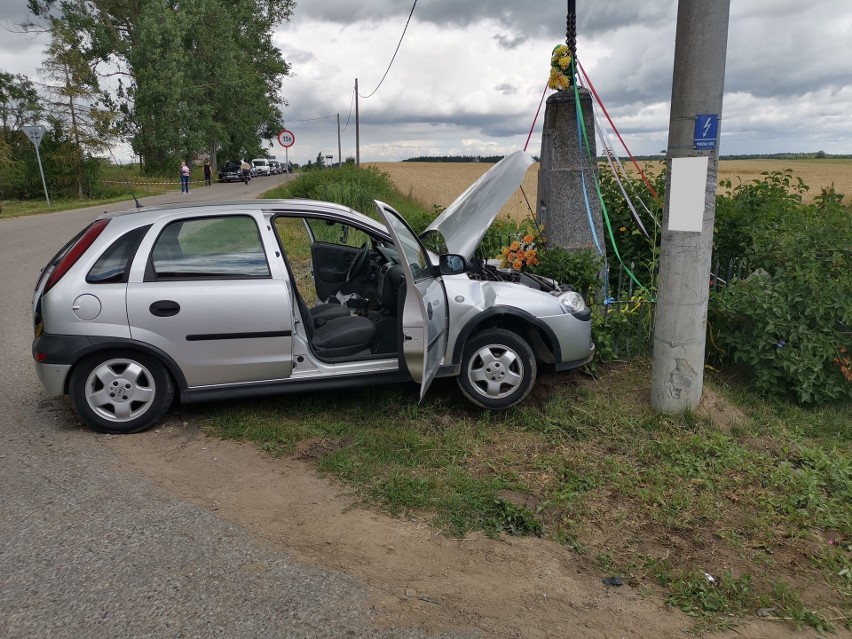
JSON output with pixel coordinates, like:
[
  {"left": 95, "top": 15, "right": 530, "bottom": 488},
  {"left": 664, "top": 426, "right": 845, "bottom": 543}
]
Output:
[{"left": 439, "top": 253, "right": 467, "bottom": 275}]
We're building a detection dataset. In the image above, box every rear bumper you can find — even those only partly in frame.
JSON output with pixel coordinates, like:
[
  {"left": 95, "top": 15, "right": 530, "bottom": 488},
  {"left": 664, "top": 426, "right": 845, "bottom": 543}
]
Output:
[{"left": 35, "top": 362, "right": 71, "bottom": 396}]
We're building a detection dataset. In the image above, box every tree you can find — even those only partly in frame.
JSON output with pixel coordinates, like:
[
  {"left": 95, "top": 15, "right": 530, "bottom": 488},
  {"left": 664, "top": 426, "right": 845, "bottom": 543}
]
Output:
[
  {"left": 0, "top": 71, "right": 43, "bottom": 202},
  {"left": 0, "top": 72, "right": 42, "bottom": 142},
  {"left": 40, "top": 18, "right": 115, "bottom": 197},
  {"left": 26, "top": 0, "right": 295, "bottom": 173},
  {"left": 316, "top": 152, "right": 325, "bottom": 169}
]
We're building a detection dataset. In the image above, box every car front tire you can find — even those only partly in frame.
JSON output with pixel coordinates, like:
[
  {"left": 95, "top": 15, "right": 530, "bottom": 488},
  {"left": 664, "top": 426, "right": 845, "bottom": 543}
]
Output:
[
  {"left": 69, "top": 351, "right": 174, "bottom": 434},
  {"left": 457, "top": 328, "right": 536, "bottom": 410}
]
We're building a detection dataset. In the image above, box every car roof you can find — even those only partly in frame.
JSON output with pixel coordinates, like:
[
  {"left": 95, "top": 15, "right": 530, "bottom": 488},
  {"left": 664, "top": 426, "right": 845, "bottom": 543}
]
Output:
[{"left": 96, "top": 199, "right": 390, "bottom": 236}]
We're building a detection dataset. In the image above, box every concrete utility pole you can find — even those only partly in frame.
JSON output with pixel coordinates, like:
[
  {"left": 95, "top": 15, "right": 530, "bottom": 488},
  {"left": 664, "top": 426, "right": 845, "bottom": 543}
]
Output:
[{"left": 650, "top": 0, "right": 731, "bottom": 413}]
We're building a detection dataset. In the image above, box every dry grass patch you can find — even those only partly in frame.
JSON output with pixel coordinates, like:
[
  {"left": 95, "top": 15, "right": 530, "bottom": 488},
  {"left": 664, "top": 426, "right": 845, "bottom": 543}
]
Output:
[
  {"left": 370, "top": 158, "right": 852, "bottom": 219},
  {"left": 368, "top": 161, "right": 541, "bottom": 222}
]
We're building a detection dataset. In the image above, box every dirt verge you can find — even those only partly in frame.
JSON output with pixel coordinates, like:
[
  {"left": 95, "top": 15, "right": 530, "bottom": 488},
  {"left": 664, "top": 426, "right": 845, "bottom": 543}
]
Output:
[{"left": 103, "top": 418, "right": 810, "bottom": 639}]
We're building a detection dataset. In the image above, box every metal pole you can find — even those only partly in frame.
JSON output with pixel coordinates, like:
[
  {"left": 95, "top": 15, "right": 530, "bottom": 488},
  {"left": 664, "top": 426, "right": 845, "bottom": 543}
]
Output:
[
  {"left": 650, "top": 0, "right": 731, "bottom": 413},
  {"left": 337, "top": 113, "right": 342, "bottom": 167},
  {"left": 355, "top": 78, "right": 360, "bottom": 166},
  {"left": 34, "top": 143, "right": 51, "bottom": 207}
]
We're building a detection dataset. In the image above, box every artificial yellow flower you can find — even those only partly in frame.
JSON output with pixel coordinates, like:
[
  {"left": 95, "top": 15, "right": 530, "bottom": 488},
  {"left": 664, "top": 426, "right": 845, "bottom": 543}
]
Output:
[
  {"left": 512, "top": 259, "right": 523, "bottom": 271},
  {"left": 526, "top": 249, "right": 537, "bottom": 258},
  {"left": 509, "top": 241, "right": 520, "bottom": 251},
  {"left": 558, "top": 55, "right": 572, "bottom": 69},
  {"left": 502, "top": 246, "right": 510, "bottom": 256},
  {"left": 515, "top": 249, "right": 525, "bottom": 260},
  {"left": 620, "top": 226, "right": 627, "bottom": 232},
  {"left": 548, "top": 69, "right": 560, "bottom": 90},
  {"left": 523, "top": 234, "right": 534, "bottom": 244},
  {"left": 508, "top": 251, "right": 516, "bottom": 261}
]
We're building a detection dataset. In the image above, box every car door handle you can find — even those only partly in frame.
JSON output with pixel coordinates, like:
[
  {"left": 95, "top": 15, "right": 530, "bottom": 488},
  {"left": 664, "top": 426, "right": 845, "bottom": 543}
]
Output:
[{"left": 149, "top": 300, "right": 181, "bottom": 317}]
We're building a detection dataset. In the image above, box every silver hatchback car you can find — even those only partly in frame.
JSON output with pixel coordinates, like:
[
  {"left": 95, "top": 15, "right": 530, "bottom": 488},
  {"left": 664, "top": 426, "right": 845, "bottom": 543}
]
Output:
[{"left": 32, "top": 151, "right": 594, "bottom": 433}]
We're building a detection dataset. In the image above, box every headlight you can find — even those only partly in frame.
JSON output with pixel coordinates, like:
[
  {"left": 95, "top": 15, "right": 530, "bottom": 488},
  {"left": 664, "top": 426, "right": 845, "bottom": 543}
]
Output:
[{"left": 558, "top": 291, "right": 587, "bottom": 314}]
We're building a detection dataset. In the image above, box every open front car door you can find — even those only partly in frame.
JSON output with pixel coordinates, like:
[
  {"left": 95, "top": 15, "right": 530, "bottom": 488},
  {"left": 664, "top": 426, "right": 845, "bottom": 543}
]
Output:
[{"left": 374, "top": 200, "right": 448, "bottom": 399}]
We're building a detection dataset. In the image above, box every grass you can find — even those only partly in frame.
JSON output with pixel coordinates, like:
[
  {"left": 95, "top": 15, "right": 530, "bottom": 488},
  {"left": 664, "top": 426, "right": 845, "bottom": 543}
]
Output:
[
  {"left": 198, "top": 363, "right": 851, "bottom": 632},
  {"left": 0, "top": 162, "right": 191, "bottom": 219}
]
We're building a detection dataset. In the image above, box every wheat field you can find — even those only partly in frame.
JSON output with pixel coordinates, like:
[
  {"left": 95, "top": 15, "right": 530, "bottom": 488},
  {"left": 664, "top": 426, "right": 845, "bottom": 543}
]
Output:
[{"left": 368, "top": 158, "right": 852, "bottom": 222}]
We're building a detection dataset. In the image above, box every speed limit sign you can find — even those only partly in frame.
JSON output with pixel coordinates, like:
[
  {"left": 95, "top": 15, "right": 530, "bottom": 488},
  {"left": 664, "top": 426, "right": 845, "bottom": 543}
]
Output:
[{"left": 277, "top": 129, "right": 295, "bottom": 147}]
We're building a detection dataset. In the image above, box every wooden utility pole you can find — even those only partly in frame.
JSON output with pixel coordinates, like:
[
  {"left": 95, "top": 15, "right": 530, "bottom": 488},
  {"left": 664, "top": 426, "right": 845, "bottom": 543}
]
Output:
[
  {"left": 650, "top": 0, "right": 731, "bottom": 413},
  {"left": 337, "top": 113, "right": 342, "bottom": 167},
  {"left": 355, "top": 78, "right": 360, "bottom": 166}
]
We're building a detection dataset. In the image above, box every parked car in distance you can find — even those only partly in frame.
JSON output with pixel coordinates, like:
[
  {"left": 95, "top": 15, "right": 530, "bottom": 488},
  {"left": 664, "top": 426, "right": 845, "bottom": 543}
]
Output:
[
  {"left": 217, "top": 161, "right": 245, "bottom": 183},
  {"left": 252, "top": 158, "right": 271, "bottom": 176},
  {"left": 31, "top": 151, "right": 594, "bottom": 434},
  {"left": 268, "top": 160, "right": 281, "bottom": 175}
]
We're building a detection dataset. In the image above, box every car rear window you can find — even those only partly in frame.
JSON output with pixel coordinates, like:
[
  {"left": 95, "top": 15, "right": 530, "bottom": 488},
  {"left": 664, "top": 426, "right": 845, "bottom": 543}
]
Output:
[
  {"left": 87, "top": 226, "right": 150, "bottom": 284},
  {"left": 148, "top": 215, "right": 271, "bottom": 280}
]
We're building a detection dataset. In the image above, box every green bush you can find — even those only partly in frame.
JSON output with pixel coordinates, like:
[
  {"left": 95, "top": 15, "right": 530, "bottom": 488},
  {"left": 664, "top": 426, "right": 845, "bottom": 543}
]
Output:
[
  {"left": 267, "top": 164, "right": 436, "bottom": 231},
  {"left": 531, "top": 246, "right": 602, "bottom": 300},
  {"left": 714, "top": 169, "right": 808, "bottom": 261},
  {"left": 597, "top": 163, "right": 664, "bottom": 288},
  {"left": 709, "top": 189, "right": 852, "bottom": 404}
]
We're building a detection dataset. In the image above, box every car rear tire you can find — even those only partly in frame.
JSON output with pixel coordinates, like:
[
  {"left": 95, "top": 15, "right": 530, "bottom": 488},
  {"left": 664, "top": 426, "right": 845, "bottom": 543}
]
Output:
[
  {"left": 457, "top": 328, "right": 536, "bottom": 410},
  {"left": 69, "top": 351, "right": 174, "bottom": 434}
]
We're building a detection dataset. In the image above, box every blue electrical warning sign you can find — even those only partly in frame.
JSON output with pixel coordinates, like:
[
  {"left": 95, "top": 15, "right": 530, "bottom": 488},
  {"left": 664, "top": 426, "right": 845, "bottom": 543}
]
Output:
[{"left": 694, "top": 114, "right": 718, "bottom": 150}]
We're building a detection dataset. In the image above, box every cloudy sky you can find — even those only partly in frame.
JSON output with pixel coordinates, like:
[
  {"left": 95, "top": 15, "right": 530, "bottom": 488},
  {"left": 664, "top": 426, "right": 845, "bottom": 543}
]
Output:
[{"left": 2, "top": 0, "right": 850, "bottom": 164}]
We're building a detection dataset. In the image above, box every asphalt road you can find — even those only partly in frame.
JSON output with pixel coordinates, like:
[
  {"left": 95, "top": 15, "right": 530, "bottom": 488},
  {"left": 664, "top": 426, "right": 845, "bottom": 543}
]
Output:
[{"left": 0, "top": 176, "right": 454, "bottom": 639}]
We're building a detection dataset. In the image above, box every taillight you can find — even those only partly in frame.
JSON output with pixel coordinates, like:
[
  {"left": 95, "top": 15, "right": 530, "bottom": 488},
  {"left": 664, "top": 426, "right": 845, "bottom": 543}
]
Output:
[{"left": 42, "top": 218, "right": 110, "bottom": 294}]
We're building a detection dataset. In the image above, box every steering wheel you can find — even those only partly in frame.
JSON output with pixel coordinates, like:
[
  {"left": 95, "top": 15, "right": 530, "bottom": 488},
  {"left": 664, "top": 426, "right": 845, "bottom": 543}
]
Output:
[{"left": 346, "top": 242, "right": 371, "bottom": 282}]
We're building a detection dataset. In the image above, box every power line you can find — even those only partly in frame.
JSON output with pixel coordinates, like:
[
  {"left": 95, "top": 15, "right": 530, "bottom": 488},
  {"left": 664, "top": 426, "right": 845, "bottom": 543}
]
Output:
[
  {"left": 358, "top": 0, "right": 418, "bottom": 99},
  {"left": 284, "top": 114, "right": 337, "bottom": 123},
  {"left": 341, "top": 86, "right": 356, "bottom": 132}
]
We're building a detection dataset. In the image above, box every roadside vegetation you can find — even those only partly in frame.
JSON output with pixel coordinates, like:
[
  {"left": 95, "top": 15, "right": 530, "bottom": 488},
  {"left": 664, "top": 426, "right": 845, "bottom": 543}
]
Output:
[
  {"left": 255, "top": 164, "right": 852, "bottom": 633},
  {"left": 0, "top": 162, "right": 175, "bottom": 219}
]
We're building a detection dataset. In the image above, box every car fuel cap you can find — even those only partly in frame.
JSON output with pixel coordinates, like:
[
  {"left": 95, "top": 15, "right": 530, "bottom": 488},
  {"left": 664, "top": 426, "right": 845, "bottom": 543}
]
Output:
[{"left": 72, "top": 294, "right": 102, "bottom": 321}]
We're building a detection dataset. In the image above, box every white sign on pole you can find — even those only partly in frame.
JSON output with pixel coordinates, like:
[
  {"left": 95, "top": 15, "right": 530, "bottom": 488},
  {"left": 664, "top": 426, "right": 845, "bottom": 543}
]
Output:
[
  {"left": 667, "top": 156, "right": 708, "bottom": 233},
  {"left": 21, "top": 124, "right": 51, "bottom": 207},
  {"left": 22, "top": 124, "right": 47, "bottom": 148},
  {"left": 277, "top": 129, "right": 295, "bottom": 148}
]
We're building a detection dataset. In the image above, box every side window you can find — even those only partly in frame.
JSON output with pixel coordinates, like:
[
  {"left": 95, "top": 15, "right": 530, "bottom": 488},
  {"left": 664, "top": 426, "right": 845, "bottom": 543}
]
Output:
[
  {"left": 87, "top": 226, "right": 150, "bottom": 284},
  {"left": 383, "top": 213, "right": 431, "bottom": 282},
  {"left": 149, "top": 215, "right": 270, "bottom": 280},
  {"left": 306, "top": 218, "right": 370, "bottom": 249}
]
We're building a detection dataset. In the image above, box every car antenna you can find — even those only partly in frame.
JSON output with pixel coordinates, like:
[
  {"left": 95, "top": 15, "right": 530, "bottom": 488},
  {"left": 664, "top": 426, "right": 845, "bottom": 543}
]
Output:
[{"left": 106, "top": 145, "right": 143, "bottom": 209}]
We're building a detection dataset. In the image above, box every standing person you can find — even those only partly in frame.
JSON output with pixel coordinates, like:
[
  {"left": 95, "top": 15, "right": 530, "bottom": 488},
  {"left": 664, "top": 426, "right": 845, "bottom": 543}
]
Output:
[
  {"left": 203, "top": 161, "right": 212, "bottom": 186},
  {"left": 180, "top": 160, "right": 191, "bottom": 194},
  {"left": 240, "top": 159, "right": 251, "bottom": 184}
]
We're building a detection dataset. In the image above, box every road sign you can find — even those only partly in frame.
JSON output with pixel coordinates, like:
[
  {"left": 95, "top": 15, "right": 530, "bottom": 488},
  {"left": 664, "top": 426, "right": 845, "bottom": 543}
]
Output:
[
  {"left": 22, "top": 125, "right": 47, "bottom": 148},
  {"left": 693, "top": 114, "right": 718, "bottom": 150},
  {"left": 277, "top": 129, "right": 295, "bottom": 148},
  {"left": 20, "top": 125, "right": 51, "bottom": 206}
]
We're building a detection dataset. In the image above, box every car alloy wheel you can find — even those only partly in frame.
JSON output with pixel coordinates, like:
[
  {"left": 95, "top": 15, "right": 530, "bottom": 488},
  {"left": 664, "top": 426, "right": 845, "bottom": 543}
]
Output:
[
  {"left": 69, "top": 351, "right": 174, "bottom": 434},
  {"left": 457, "top": 328, "right": 536, "bottom": 410}
]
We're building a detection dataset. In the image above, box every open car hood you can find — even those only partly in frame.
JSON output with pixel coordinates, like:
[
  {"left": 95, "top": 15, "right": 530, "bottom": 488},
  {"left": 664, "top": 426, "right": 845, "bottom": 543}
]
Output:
[{"left": 423, "top": 150, "right": 535, "bottom": 260}]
